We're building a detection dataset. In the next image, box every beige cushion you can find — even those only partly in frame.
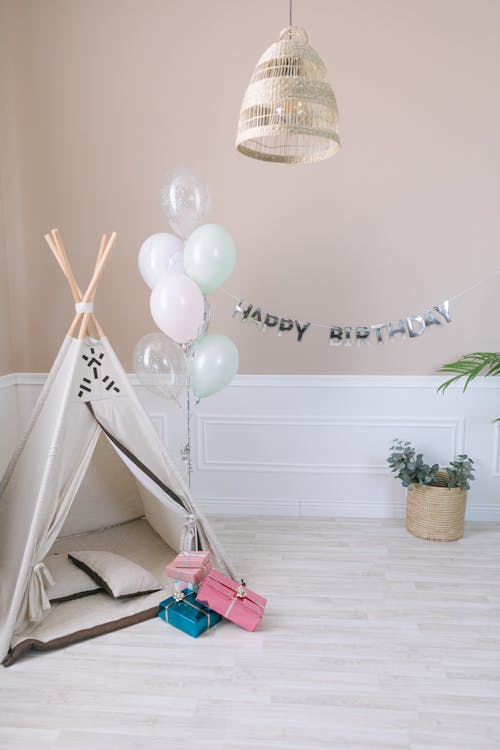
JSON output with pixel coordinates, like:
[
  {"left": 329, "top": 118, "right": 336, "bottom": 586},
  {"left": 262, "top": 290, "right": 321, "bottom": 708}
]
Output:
[
  {"left": 43, "top": 553, "right": 102, "bottom": 602},
  {"left": 68, "top": 551, "right": 161, "bottom": 599}
]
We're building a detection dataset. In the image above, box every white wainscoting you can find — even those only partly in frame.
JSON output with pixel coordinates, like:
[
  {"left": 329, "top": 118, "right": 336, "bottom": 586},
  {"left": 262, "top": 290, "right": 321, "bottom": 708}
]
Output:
[
  {"left": 1, "top": 373, "right": 500, "bottom": 520},
  {"left": 192, "top": 375, "right": 500, "bottom": 521},
  {"left": 0, "top": 374, "right": 19, "bottom": 477}
]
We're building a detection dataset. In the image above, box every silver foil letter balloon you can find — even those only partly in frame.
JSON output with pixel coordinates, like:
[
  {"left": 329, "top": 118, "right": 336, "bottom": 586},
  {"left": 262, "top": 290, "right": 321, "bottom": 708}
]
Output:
[
  {"left": 433, "top": 301, "right": 451, "bottom": 323},
  {"left": 406, "top": 315, "right": 425, "bottom": 337},
  {"left": 329, "top": 326, "right": 343, "bottom": 346},
  {"left": 355, "top": 326, "right": 370, "bottom": 344},
  {"left": 387, "top": 320, "right": 406, "bottom": 338},
  {"left": 295, "top": 321, "right": 311, "bottom": 342},
  {"left": 371, "top": 324, "right": 386, "bottom": 343},
  {"left": 264, "top": 313, "right": 279, "bottom": 328},
  {"left": 278, "top": 318, "right": 294, "bottom": 335}
]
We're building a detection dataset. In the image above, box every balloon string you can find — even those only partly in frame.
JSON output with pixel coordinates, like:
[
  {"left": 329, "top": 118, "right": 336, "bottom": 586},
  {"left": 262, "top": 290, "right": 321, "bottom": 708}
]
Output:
[
  {"left": 448, "top": 266, "right": 500, "bottom": 302},
  {"left": 186, "top": 373, "right": 192, "bottom": 488},
  {"left": 219, "top": 266, "right": 500, "bottom": 329}
]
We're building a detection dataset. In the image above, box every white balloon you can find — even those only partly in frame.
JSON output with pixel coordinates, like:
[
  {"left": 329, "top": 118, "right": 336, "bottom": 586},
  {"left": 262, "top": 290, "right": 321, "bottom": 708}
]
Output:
[
  {"left": 168, "top": 251, "right": 185, "bottom": 274},
  {"left": 138, "top": 233, "right": 184, "bottom": 289},
  {"left": 150, "top": 272, "right": 205, "bottom": 344}
]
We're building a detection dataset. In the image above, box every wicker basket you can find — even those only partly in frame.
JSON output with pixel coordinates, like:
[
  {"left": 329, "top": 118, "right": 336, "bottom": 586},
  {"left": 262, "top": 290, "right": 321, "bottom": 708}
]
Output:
[{"left": 406, "top": 471, "right": 467, "bottom": 541}]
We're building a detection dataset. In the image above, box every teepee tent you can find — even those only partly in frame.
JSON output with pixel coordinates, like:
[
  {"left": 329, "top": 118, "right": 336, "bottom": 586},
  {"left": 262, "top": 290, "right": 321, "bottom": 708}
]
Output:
[{"left": 0, "top": 230, "right": 234, "bottom": 666}]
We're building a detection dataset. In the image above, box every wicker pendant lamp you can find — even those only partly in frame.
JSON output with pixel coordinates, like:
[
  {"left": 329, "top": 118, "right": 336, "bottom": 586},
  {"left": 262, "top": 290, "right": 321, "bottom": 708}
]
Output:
[{"left": 236, "top": 11, "right": 340, "bottom": 165}]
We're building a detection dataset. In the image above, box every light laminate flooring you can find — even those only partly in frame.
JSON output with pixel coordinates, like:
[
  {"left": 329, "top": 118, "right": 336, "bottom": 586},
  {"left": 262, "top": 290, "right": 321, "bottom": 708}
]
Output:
[{"left": 1, "top": 517, "right": 500, "bottom": 750}]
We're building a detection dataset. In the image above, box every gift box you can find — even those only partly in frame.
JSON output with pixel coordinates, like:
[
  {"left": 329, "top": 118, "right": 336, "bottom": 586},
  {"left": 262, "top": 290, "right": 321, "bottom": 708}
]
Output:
[
  {"left": 173, "top": 578, "right": 198, "bottom": 594},
  {"left": 175, "top": 550, "right": 211, "bottom": 569},
  {"left": 158, "top": 589, "right": 221, "bottom": 638},
  {"left": 196, "top": 570, "right": 266, "bottom": 632},
  {"left": 165, "top": 552, "right": 212, "bottom": 585},
  {"left": 166, "top": 561, "right": 208, "bottom": 585}
]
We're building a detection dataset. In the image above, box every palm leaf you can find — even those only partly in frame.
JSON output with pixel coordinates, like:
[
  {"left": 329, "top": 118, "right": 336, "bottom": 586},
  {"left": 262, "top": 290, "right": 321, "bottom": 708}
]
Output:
[{"left": 438, "top": 352, "right": 500, "bottom": 393}]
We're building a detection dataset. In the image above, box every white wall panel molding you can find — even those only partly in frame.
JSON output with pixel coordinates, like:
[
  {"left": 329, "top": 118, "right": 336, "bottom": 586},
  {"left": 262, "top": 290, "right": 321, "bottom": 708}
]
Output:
[
  {"left": 149, "top": 414, "right": 167, "bottom": 444},
  {"left": 193, "top": 375, "right": 500, "bottom": 521},
  {"left": 228, "top": 374, "right": 500, "bottom": 391},
  {"left": 197, "top": 414, "right": 464, "bottom": 474},
  {"left": 0, "top": 373, "right": 17, "bottom": 390},
  {"left": 492, "top": 422, "right": 500, "bottom": 477}
]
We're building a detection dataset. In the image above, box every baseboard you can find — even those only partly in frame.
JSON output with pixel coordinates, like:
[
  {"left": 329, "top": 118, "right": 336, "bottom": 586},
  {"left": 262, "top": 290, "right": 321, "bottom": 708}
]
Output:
[
  {"left": 198, "top": 496, "right": 498, "bottom": 521},
  {"left": 199, "top": 497, "right": 301, "bottom": 516}
]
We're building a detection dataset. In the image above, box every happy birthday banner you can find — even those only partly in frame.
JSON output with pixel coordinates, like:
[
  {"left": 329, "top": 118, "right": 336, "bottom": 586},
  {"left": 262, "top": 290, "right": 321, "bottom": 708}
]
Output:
[{"left": 228, "top": 297, "right": 451, "bottom": 346}]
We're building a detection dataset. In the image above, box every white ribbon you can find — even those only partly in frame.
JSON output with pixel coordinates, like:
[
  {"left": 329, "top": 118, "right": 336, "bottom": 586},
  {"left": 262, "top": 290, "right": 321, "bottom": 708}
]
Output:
[
  {"left": 75, "top": 302, "right": 94, "bottom": 314},
  {"left": 28, "top": 562, "right": 55, "bottom": 623},
  {"left": 180, "top": 514, "right": 198, "bottom": 551}
]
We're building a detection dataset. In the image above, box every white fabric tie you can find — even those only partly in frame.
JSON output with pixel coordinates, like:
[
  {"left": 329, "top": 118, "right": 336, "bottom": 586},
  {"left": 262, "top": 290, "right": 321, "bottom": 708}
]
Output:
[
  {"left": 28, "top": 562, "right": 55, "bottom": 623},
  {"left": 75, "top": 302, "right": 94, "bottom": 314},
  {"left": 180, "top": 514, "right": 197, "bottom": 551}
]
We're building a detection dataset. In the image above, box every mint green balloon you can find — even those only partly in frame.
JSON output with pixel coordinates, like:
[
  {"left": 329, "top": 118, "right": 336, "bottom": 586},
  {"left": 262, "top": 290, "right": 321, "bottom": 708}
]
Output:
[
  {"left": 190, "top": 334, "right": 239, "bottom": 398},
  {"left": 184, "top": 224, "right": 236, "bottom": 295}
]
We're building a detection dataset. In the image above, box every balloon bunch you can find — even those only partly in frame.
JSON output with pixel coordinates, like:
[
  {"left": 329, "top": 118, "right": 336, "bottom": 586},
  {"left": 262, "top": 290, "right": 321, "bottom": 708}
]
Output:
[{"left": 135, "top": 166, "right": 239, "bottom": 401}]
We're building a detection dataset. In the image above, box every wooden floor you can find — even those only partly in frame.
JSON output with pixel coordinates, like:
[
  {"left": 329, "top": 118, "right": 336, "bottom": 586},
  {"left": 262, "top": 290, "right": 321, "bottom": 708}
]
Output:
[{"left": 1, "top": 517, "right": 500, "bottom": 750}]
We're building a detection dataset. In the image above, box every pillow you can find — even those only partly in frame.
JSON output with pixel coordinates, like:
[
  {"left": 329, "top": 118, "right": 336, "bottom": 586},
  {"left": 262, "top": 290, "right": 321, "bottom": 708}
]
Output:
[
  {"left": 68, "top": 551, "right": 162, "bottom": 599},
  {"left": 43, "top": 553, "right": 102, "bottom": 603}
]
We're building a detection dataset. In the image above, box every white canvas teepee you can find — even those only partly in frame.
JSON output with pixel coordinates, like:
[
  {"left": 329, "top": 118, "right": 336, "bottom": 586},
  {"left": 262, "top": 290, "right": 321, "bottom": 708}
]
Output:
[{"left": 0, "top": 230, "right": 234, "bottom": 666}]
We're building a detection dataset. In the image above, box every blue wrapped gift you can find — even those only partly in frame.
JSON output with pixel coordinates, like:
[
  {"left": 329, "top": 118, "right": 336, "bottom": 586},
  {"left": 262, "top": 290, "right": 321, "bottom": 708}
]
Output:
[{"left": 158, "top": 589, "right": 221, "bottom": 638}]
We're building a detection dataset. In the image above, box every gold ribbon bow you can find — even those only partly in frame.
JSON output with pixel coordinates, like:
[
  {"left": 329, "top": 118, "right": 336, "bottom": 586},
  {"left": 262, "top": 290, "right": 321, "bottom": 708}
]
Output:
[{"left": 224, "top": 579, "right": 248, "bottom": 618}]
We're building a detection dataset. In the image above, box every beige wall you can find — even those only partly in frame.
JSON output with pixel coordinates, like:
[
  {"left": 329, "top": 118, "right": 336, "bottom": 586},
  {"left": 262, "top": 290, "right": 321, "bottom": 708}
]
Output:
[
  {"left": 2, "top": 0, "right": 499, "bottom": 375},
  {"left": 0, "top": 1, "right": 15, "bottom": 375}
]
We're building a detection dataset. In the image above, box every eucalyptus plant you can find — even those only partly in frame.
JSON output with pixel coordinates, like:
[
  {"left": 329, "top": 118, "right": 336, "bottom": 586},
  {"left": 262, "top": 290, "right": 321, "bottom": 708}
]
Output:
[
  {"left": 387, "top": 440, "right": 439, "bottom": 489},
  {"left": 446, "top": 455, "right": 476, "bottom": 491},
  {"left": 387, "top": 439, "right": 475, "bottom": 491}
]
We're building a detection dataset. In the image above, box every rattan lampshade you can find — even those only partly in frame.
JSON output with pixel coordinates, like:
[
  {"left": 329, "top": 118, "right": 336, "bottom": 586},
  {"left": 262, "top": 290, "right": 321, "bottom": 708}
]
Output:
[{"left": 236, "top": 26, "right": 340, "bottom": 164}]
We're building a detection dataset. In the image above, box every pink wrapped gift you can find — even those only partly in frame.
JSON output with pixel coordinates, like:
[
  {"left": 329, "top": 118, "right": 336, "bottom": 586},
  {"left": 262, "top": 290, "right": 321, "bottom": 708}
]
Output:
[
  {"left": 175, "top": 550, "right": 211, "bottom": 569},
  {"left": 196, "top": 569, "right": 266, "bottom": 632},
  {"left": 165, "top": 553, "right": 212, "bottom": 585}
]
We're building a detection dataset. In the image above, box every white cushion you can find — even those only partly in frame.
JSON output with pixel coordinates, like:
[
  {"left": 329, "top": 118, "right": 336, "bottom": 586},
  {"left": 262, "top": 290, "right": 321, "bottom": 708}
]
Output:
[
  {"left": 43, "top": 553, "right": 102, "bottom": 602},
  {"left": 68, "top": 551, "right": 161, "bottom": 599}
]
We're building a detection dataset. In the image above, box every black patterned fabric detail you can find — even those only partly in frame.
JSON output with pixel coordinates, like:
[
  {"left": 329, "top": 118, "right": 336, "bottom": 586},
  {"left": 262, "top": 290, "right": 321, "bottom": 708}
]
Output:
[{"left": 77, "top": 347, "right": 120, "bottom": 398}]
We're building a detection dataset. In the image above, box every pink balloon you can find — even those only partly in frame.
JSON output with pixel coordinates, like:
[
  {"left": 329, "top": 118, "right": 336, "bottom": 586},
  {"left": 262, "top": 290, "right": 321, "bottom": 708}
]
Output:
[{"left": 150, "top": 273, "right": 205, "bottom": 344}]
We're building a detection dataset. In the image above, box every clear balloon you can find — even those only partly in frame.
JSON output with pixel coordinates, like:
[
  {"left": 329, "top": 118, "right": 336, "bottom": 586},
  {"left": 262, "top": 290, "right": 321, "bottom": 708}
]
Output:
[
  {"left": 150, "top": 272, "right": 205, "bottom": 344},
  {"left": 160, "top": 166, "right": 211, "bottom": 239},
  {"left": 184, "top": 223, "right": 236, "bottom": 295},
  {"left": 138, "top": 233, "right": 184, "bottom": 289},
  {"left": 133, "top": 332, "right": 187, "bottom": 400},
  {"left": 190, "top": 333, "right": 239, "bottom": 399}
]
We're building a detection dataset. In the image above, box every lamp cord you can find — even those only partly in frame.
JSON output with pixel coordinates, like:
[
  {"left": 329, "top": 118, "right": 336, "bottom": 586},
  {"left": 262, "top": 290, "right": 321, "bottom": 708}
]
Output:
[{"left": 289, "top": 0, "right": 293, "bottom": 27}]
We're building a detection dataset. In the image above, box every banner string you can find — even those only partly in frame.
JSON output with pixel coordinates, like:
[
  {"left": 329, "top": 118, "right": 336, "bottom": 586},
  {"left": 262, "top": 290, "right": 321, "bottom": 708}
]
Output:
[{"left": 219, "top": 265, "right": 500, "bottom": 330}]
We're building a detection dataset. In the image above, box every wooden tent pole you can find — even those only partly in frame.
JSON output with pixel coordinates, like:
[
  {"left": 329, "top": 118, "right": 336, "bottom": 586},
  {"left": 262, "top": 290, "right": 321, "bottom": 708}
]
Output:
[
  {"left": 96, "top": 233, "right": 107, "bottom": 265},
  {"left": 44, "top": 233, "right": 67, "bottom": 278},
  {"left": 44, "top": 228, "right": 116, "bottom": 341},
  {"left": 77, "top": 231, "right": 117, "bottom": 340},
  {"left": 89, "top": 233, "right": 108, "bottom": 339},
  {"left": 50, "top": 230, "right": 98, "bottom": 338},
  {"left": 82, "top": 232, "right": 117, "bottom": 303},
  {"left": 45, "top": 232, "right": 92, "bottom": 338},
  {"left": 50, "top": 230, "right": 84, "bottom": 302}
]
